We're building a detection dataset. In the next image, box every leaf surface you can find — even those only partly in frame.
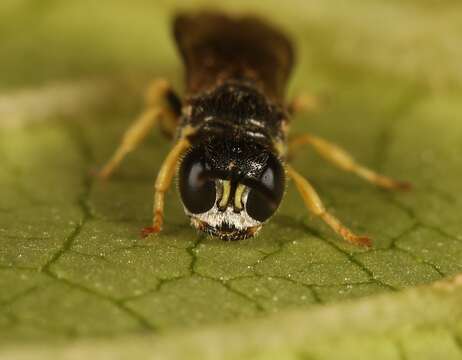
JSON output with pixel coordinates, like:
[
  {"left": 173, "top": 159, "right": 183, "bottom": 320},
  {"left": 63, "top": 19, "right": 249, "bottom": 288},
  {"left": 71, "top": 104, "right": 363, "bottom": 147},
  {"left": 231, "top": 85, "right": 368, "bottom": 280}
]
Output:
[{"left": 1, "top": 1, "right": 462, "bottom": 358}]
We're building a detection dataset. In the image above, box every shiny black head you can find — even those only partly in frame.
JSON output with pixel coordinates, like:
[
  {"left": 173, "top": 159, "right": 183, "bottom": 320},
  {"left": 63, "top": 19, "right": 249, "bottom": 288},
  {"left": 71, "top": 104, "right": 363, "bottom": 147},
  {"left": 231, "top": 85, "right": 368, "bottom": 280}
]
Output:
[{"left": 178, "top": 138, "right": 285, "bottom": 240}]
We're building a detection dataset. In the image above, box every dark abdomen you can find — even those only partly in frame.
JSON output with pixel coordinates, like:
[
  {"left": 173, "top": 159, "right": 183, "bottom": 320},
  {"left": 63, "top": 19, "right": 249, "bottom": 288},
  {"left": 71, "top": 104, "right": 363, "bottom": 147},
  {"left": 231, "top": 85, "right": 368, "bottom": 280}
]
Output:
[{"left": 173, "top": 12, "right": 294, "bottom": 104}]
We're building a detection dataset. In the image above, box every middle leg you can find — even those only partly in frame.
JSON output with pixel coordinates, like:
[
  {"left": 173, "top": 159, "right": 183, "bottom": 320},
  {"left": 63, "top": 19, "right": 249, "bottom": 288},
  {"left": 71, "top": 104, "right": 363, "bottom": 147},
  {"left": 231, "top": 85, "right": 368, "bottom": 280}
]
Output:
[
  {"left": 289, "top": 133, "right": 411, "bottom": 190},
  {"left": 97, "top": 79, "right": 181, "bottom": 180}
]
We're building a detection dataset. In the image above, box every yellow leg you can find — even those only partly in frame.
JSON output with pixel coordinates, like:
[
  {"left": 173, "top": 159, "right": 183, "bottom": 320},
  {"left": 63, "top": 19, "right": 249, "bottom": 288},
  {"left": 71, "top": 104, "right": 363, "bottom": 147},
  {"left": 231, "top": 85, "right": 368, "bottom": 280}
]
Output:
[
  {"left": 97, "top": 79, "right": 179, "bottom": 180},
  {"left": 289, "top": 134, "right": 411, "bottom": 190},
  {"left": 145, "top": 80, "right": 181, "bottom": 138},
  {"left": 288, "top": 93, "right": 321, "bottom": 115},
  {"left": 141, "top": 137, "right": 191, "bottom": 238},
  {"left": 287, "top": 165, "right": 371, "bottom": 247}
]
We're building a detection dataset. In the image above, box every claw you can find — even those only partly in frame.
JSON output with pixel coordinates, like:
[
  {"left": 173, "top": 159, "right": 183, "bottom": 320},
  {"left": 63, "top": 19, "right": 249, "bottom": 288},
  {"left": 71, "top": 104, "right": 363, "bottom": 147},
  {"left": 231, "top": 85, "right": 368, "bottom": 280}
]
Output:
[
  {"left": 377, "top": 177, "right": 412, "bottom": 192},
  {"left": 141, "top": 225, "right": 161, "bottom": 238},
  {"left": 395, "top": 181, "right": 412, "bottom": 191},
  {"left": 351, "top": 235, "right": 373, "bottom": 248}
]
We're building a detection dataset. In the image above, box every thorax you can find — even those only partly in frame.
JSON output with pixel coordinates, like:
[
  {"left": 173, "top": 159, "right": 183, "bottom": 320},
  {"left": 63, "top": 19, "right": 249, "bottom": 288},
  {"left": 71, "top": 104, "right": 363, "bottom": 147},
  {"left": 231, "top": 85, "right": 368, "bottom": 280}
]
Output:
[{"left": 180, "top": 81, "right": 288, "bottom": 153}]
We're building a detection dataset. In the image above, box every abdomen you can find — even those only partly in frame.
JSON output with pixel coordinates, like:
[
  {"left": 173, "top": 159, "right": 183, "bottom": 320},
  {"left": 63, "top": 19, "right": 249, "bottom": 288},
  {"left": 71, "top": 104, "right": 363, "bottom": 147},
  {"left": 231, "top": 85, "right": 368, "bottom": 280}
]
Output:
[{"left": 173, "top": 12, "right": 295, "bottom": 104}]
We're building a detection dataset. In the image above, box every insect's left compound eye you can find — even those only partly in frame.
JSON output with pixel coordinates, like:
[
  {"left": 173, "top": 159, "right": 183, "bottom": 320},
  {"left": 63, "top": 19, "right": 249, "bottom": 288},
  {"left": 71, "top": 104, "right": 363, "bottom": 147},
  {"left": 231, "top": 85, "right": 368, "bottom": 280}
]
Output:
[
  {"left": 179, "top": 148, "right": 216, "bottom": 214},
  {"left": 246, "top": 154, "right": 285, "bottom": 222}
]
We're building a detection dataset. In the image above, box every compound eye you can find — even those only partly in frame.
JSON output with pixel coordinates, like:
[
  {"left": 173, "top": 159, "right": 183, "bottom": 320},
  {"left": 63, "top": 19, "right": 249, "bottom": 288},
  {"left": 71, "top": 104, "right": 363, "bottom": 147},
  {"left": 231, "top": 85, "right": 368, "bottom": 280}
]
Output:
[
  {"left": 179, "top": 148, "right": 216, "bottom": 214},
  {"left": 246, "top": 154, "right": 285, "bottom": 222}
]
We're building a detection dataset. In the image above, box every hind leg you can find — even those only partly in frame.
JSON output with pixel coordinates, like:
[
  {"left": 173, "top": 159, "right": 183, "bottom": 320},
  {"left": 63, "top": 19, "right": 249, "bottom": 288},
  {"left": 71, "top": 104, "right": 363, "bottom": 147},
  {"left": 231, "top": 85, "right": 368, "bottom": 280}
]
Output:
[
  {"left": 97, "top": 79, "right": 181, "bottom": 180},
  {"left": 288, "top": 93, "right": 321, "bottom": 116}
]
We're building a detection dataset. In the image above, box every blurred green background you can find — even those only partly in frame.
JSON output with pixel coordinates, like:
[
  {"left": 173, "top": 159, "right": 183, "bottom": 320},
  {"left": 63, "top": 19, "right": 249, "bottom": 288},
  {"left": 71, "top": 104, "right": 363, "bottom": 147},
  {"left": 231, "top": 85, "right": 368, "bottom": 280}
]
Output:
[{"left": 1, "top": 1, "right": 462, "bottom": 359}]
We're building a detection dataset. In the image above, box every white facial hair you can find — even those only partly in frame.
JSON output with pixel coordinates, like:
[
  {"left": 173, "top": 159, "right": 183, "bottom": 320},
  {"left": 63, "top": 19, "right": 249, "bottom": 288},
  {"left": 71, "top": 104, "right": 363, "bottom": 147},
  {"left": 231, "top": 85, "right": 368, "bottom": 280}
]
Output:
[{"left": 184, "top": 180, "right": 262, "bottom": 231}]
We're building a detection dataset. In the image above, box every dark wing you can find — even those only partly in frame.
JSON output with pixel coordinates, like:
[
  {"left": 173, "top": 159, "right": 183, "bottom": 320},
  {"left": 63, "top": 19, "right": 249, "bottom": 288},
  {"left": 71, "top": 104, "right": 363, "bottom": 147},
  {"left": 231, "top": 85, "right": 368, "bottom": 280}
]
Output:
[{"left": 173, "top": 12, "right": 294, "bottom": 102}]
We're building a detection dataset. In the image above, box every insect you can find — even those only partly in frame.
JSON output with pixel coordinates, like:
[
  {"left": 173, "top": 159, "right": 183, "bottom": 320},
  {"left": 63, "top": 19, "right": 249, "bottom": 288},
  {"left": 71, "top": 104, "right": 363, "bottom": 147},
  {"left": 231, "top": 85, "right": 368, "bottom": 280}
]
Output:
[{"left": 98, "top": 12, "right": 410, "bottom": 246}]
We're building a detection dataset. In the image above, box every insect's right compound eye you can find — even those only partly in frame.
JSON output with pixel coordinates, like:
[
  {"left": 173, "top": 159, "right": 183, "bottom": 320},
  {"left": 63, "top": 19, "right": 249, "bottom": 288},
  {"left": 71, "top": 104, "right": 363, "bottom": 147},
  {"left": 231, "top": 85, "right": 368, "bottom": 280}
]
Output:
[
  {"left": 246, "top": 154, "right": 285, "bottom": 222},
  {"left": 179, "top": 148, "right": 216, "bottom": 214}
]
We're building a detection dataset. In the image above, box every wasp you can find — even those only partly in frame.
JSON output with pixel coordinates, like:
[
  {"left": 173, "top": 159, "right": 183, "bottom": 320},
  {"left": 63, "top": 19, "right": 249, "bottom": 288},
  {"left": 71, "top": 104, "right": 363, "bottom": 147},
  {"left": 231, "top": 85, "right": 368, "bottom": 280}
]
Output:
[{"left": 98, "top": 12, "right": 410, "bottom": 246}]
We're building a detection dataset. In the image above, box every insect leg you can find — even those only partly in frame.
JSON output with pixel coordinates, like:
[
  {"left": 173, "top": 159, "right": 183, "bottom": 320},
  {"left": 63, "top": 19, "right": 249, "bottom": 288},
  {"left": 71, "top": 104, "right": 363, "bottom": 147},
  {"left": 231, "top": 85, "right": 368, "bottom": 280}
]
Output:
[
  {"left": 289, "top": 134, "right": 411, "bottom": 190},
  {"left": 286, "top": 165, "right": 371, "bottom": 247},
  {"left": 97, "top": 79, "right": 180, "bottom": 180},
  {"left": 148, "top": 80, "right": 182, "bottom": 138},
  {"left": 288, "top": 93, "right": 321, "bottom": 116},
  {"left": 141, "top": 137, "right": 191, "bottom": 237}
]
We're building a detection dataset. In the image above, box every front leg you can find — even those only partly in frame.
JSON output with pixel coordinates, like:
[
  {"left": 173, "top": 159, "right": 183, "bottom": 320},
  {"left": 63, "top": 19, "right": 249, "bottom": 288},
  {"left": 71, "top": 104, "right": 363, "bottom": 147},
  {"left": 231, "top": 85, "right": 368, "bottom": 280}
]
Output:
[
  {"left": 287, "top": 165, "right": 371, "bottom": 247},
  {"left": 141, "top": 137, "right": 191, "bottom": 237}
]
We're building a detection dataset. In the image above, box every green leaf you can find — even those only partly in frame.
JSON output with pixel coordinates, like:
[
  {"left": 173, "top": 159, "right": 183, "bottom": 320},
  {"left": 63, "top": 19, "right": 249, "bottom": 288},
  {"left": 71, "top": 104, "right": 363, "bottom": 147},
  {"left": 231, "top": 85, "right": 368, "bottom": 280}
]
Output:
[{"left": 1, "top": 1, "right": 462, "bottom": 358}]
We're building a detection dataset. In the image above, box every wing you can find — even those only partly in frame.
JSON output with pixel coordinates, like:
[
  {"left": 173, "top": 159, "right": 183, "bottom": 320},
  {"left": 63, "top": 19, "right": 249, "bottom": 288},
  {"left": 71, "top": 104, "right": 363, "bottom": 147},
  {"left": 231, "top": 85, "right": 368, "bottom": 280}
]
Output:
[{"left": 173, "top": 12, "right": 294, "bottom": 102}]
